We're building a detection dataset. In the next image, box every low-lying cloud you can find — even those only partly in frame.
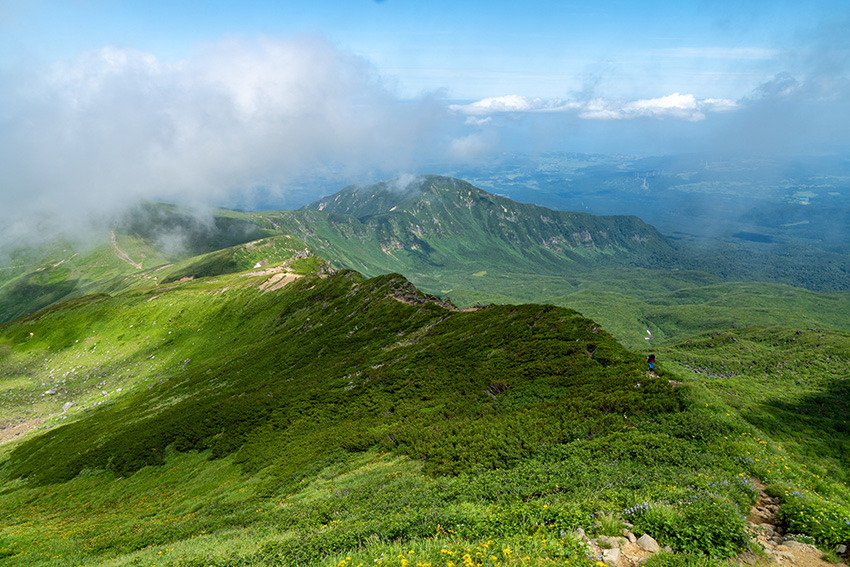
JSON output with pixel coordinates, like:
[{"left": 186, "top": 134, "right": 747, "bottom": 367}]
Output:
[{"left": 0, "top": 36, "right": 452, "bottom": 248}]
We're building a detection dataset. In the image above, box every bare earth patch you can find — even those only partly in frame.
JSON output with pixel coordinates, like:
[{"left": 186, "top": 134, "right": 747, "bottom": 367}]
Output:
[{"left": 0, "top": 418, "right": 47, "bottom": 444}]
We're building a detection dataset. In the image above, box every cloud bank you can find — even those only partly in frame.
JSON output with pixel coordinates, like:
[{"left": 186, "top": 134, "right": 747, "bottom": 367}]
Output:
[
  {"left": 450, "top": 93, "right": 737, "bottom": 122},
  {"left": 0, "top": 36, "right": 452, "bottom": 247}
]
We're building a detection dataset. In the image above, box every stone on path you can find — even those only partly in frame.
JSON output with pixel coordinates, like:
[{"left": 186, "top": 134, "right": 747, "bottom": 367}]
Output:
[
  {"left": 637, "top": 534, "right": 660, "bottom": 553},
  {"left": 602, "top": 547, "right": 620, "bottom": 567}
]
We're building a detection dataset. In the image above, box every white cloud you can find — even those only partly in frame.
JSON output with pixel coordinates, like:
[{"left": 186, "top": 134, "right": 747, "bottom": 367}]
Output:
[
  {"left": 0, "top": 36, "right": 451, "bottom": 247},
  {"left": 449, "top": 95, "right": 578, "bottom": 115},
  {"left": 449, "top": 133, "right": 494, "bottom": 160},
  {"left": 581, "top": 93, "right": 738, "bottom": 121},
  {"left": 451, "top": 92, "right": 737, "bottom": 122},
  {"left": 464, "top": 116, "right": 493, "bottom": 126}
]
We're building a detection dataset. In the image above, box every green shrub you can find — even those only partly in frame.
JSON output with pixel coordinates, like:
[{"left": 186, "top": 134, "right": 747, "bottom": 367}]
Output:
[
  {"left": 627, "top": 493, "right": 748, "bottom": 557},
  {"left": 779, "top": 490, "right": 850, "bottom": 547}
]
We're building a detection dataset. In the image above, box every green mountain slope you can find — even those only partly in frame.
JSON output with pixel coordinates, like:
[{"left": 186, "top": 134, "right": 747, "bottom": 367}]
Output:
[
  {"left": 0, "top": 262, "right": 848, "bottom": 566},
  {"left": 0, "top": 209, "right": 301, "bottom": 327},
  {"left": 3, "top": 175, "right": 850, "bottom": 350},
  {"left": 297, "top": 175, "right": 675, "bottom": 273}
]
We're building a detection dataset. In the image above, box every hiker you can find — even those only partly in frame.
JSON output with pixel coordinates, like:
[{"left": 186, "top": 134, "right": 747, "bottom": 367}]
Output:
[{"left": 647, "top": 354, "right": 655, "bottom": 373}]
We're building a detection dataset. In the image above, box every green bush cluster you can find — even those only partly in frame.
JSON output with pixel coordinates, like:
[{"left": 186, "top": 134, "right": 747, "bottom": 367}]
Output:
[
  {"left": 779, "top": 490, "right": 850, "bottom": 547},
  {"left": 2, "top": 271, "right": 676, "bottom": 487},
  {"left": 628, "top": 494, "right": 748, "bottom": 557}
]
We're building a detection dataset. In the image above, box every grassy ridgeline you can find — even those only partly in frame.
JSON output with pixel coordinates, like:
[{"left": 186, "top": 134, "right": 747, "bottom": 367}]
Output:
[{"left": 0, "top": 266, "right": 848, "bottom": 566}]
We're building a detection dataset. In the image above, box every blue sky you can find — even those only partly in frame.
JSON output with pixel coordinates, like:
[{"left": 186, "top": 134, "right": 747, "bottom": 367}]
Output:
[
  {"left": 1, "top": 0, "right": 849, "bottom": 243},
  {"left": 0, "top": 0, "right": 834, "bottom": 100}
]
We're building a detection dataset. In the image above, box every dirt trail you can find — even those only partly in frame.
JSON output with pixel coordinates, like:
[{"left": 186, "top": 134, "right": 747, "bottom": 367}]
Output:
[
  {"left": 746, "top": 479, "right": 844, "bottom": 567},
  {"left": 111, "top": 230, "right": 143, "bottom": 270}
]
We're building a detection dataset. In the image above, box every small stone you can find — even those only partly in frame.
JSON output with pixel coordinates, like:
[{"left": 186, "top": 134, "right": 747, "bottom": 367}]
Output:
[
  {"left": 637, "top": 534, "right": 660, "bottom": 553},
  {"left": 836, "top": 544, "right": 846, "bottom": 554},
  {"left": 758, "top": 523, "right": 775, "bottom": 536},
  {"left": 783, "top": 541, "right": 804, "bottom": 550},
  {"left": 623, "top": 530, "right": 637, "bottom": 544},
  {"left": 663, "top": 546, "right": 672, "bottom": 553},
  {"left": 739, "top": 550, "right": 757, "bottom": 565}
]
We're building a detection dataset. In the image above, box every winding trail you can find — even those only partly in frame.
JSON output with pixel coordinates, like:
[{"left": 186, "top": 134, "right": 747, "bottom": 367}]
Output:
[
  {"left": 111, "top": 231, "right": 143, "bottom": 270},
  {"left": 746, "top": 479, "right": 843, "bottom": 567}
]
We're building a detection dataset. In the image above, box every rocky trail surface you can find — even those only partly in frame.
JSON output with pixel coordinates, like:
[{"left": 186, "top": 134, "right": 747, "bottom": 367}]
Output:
[{"left": 583, "top": 479, "right": 846, "bottom": 567}]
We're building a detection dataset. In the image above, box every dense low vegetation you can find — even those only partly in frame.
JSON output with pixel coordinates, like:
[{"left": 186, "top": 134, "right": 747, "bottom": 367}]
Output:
[
  {"left": 0, "top": 257, "right": 848, "bottom": 566},
  {"left": 0, "top": 177, "right": 848, "bottom": 565}
]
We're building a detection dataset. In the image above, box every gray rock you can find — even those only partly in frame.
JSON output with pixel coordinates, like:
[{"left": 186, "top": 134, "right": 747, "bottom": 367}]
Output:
[
  {"left": 45, "top": 387, "right": 57, "bottom": 395},
  {"left": 602, "top": 547, "right": 620, "bottom": 567},
  {"left": 637, "top": 534, "right": 660, "bottom": 553},
  {"left": 758, "top": 523, "right": 775, "bottom": 536},
  {"left": 599, "top": 535, "right": 620, "bottom": 549},
  {"left": 739, "top": 550, "right": 757, "bottom": 565},
  {"left": 783, "top": 541, "right": 805, "bottom": 550},
  {"left": 663, "top": 546, "right": 673, "bottom": 553},
  {"left": 623, "top": 530, "right": 637, "bottom": 544},
  {"left": 836, "top": 544, "right": 847, "bottom": 554},
  {"left": 61, "top": 401, "right": 76, "bottom": 413}
]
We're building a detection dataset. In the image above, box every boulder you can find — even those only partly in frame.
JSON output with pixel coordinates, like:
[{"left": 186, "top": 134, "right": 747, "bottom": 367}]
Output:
[
  {"left": 637, "top": 534, "right": 660, "bottom": 553},
  {"left": 599, "top": 535, "right": 620, "bottom": 549},
  {"left": 602, "top": 547, "right": 620, "bottom": 567}
]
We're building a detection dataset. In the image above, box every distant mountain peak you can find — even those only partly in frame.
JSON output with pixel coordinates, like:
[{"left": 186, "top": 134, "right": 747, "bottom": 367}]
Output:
[{"left": 304, "top": 175, "right": 489, "bottom": 220}]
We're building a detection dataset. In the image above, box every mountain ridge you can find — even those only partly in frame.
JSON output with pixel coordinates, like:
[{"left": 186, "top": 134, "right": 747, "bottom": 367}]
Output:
[{"left": 299, "top": 175, "right": 673, "bottom": 266}]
